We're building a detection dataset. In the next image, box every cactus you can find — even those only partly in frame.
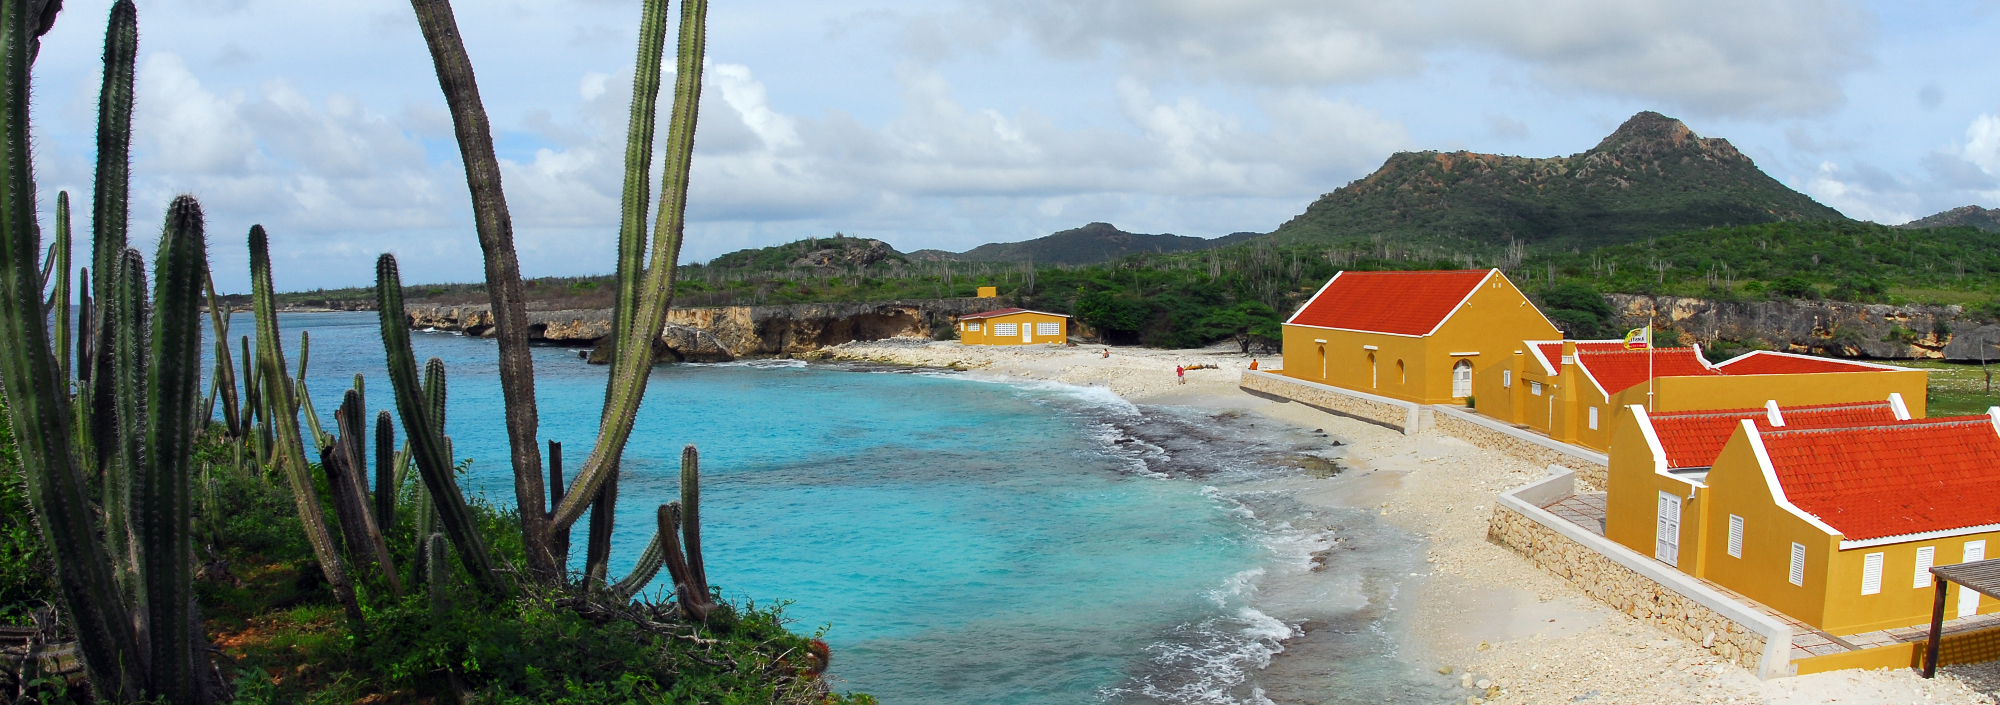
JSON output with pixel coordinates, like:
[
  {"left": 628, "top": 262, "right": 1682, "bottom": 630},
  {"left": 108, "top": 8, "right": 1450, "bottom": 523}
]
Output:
[
  {"left": 427, "top": 533, "right": 450, "bottom": 618},
  {"left": 547, "top": 440, "right": 569, "bottom": 565},
  {"left": 607, "top": 507, "right": 666, "bottom": 601},
  {"left": 249, "top": 225, "right": 363, "bottom": 623},
  {"left": 375, "top": 410, "right": 396, "bottom": 531},
  {"left": 375, "top": 253, "right": 505, "bottom": 595},
  {"left": 679, "top": 444, "right": 709, "bottom": 599},
  {"left": 84, "top": 0, "right": 136, "bottom": 485},
  {"left": 103, "top": 248, "right": 144, "bottom": 614},
  {"left": 582, "top": 468, "right": 618, "bottom": 588},
  {"left": 203, "top": 272, "right": 240, "bottom": 437},
  {"left": 321, "top": 389, "right": 403, "bottom": 595},
  {"left": 45, "top": 190, "right": 67, "bottom": 382}
]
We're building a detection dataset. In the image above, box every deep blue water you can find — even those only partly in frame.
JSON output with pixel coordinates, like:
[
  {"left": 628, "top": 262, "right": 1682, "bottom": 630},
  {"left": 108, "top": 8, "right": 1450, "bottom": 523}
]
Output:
[{"left": 195, "top": 311, "right": 1454, "bottom": 704}]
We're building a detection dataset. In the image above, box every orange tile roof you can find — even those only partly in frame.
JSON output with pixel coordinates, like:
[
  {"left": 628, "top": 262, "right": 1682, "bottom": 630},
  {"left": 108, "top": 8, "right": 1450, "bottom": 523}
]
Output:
[
  {"left": 1758, "top": 417, "right": 2000, "bottom": 541},
  {"left": 1286, "top": 270, "right": 1492, "bottom": 336},
  {"left": 1718, "top": 351, "right": 1894, "bottom": 375},
  {"left": 1575, "top": 346, "right": 1719, "bottom": 396},
  {"left": 1647, "top": 402, "right": 1900, "bottom": 469}
]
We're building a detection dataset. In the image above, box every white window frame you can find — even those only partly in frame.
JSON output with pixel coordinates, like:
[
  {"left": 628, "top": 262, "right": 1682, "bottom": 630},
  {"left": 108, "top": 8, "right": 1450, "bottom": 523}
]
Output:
[
  {"left": 1036, "top": 321, "right": 1061, "bottom": 336},
  {"left": 1862, "top": 552, "right": 1883, "bottom": 595},
  {"left": 1588, "top": 406, "right": 1599, "bottom": 430},
  {"left": 1530, "top": 381, "right": 1543, "bottom": 396},
  {"left": 1916, "top": 546, "right": 1936, "bottom": 588},
  {"left": 967, "top": 322, "right": 981, "bottom": 332},
  {"left": 1503, "top": 370, "right": 1512, "bottom": 388},
  {"left": 1727, "top": 515, "right": 1744, "bottom": 558},
  {"left": 993, "top": 322, "right": 1018, "bottom": 337},
  {"left": 1789, "top": 543, "right": 1807, "bottom": 586},
  {"left": 1451, "top": 360, "right": 1473, "bottom": 398}
]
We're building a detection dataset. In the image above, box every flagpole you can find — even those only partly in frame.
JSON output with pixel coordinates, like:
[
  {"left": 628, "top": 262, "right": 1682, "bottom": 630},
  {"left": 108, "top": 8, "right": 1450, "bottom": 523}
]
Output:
[{"left": 1648, "top": 300, "right": 1656, "bottom": 412}]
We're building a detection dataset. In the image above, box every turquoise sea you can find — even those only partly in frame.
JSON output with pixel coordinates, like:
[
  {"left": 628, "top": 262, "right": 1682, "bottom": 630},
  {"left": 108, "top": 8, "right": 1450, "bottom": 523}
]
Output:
[{"left": 203, "top": 312, "right": 1457, "bottom": 704}]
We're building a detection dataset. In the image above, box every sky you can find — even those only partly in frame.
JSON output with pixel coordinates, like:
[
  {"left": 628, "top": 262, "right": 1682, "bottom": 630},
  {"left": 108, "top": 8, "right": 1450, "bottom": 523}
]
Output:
[{"left": 22, "top": 0, "right": 2000, "bottom": 293}]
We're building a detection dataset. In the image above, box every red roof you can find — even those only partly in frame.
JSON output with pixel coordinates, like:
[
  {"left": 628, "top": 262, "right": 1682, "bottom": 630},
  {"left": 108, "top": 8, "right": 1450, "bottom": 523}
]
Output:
[
  {"left": 1757, "top": 417, "right": 2000, "bottom": 541},
  {"left": 960, "top": 307, "right": 1067, "bottom": 321},
  {"left": 1647, "top": 402, "right": 1900, "bottom": 469},
  {"left": 1575, "top": 347, "right": 1719, "bottom": 396},
  {"left": 1287, "top": 270, "right": 1492, "bottom": 336},
  {"left": 1718, "top": 351, "right": 1896, "bottom": 375},
  {"left": 1531, "top": 341, "right": 1633, "bottom": 373}
]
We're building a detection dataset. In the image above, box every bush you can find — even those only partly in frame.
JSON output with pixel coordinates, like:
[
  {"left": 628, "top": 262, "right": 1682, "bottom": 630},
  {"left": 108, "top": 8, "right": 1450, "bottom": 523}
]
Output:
[
  {"left": 0, "top": 400, "right": 53, "bottom": 626},
  {"left": 1538, "top": 282, "right": 1615, "bottom": 338},
  {"left": 1770, "top": 276, "right": 1820, "bottom": 300}
]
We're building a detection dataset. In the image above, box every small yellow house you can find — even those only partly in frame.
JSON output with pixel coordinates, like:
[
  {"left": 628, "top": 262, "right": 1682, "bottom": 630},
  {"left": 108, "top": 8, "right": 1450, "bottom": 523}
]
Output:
[
  {"left": 1694, "top": 413, "right": 2000, "bottom": 635},
  {"left": 1280, "top": 269, "right": 1558, "bottom": 405},
  {"left": 1473, "top": 343, "right": 1928, "bottom": 452},
  {"left": 958, "top": 308, "right": 1069, "bottom": 346}
]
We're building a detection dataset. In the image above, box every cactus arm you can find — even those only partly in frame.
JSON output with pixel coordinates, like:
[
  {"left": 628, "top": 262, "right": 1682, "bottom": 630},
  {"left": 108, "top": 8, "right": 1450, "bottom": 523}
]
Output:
[
  {"left": 105, "top": 248, "right": 144, "bottom": 623},
  {"left": 426, "top": 533, "right": 449, "bottom": 618},
  {"left": 86, "top": 0, "right": 135, "bottom": 472},
  {"left": 375, "top": 254, "right": 505, "bottom": 595},
  {"left": 249, "top": 225, "right": 363, "bottom": 623},
  {"left": 0, "top": 0, "right": 144, "bottom": 696},
  {"left": 391, "top": 439, "right": 412, "bottom": 499},
  {"left": 679, "top": 444, "right": 707, "bottom": 598},
  {"left": 552, "top": 0, "right": 706, "bottom": 532},
  {"left": 406, "top": 0, "right": 552, "bottom": 580},
  {"left": 658, "top": 502, "right": 711, "bottom": 622},
  {"left": 605, "top": 0, "right": 671, "bottom": 380},
  {"left": 609, "top": 528, "right": 663, "bottom": 601},
  {"left": 48, "top": 190, "right": 67, "bottom": 382},
  {"left": 423, "top": 356, "right": 445, "bottom": 430},
  {"left": 137, "top": 194, "right": 207, "bottom": 701},
  {"left": 333, "top": 389, "right": 403, "bottom": 595},
  {"left": 204, "top": 271, "right": 240, "bottom": 437},
  {"left": 548, "top": 439, "right": 569, "bottom": 568},
  {"left": 375, "top": 410, "right": 395, "bottom": 530}
]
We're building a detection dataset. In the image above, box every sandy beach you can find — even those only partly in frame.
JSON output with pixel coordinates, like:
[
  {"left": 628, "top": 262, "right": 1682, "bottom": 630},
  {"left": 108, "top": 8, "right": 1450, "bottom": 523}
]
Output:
[{"left": 820, "top": 337, "right": 2000, "bottom": 705}]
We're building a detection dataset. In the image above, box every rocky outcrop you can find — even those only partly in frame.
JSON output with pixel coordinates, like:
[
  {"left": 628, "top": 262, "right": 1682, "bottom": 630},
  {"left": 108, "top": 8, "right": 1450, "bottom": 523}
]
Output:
[
  {"left": 1604, "top": 294, "right": 2000, "bottom": 360},
  {"left": 406, "top": 297, "right": 1006, "bottom": 362}
]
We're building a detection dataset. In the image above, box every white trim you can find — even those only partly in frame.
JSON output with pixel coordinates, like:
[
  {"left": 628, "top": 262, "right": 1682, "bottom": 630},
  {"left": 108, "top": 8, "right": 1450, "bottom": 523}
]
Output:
[
  {"left": 1286, "top": 322, "right": 1426, "bottom": 338},
  {"left": 961, "top": 308, "right": 1071, "bottom": 321},
  {"left": 1889, "top": 392, "right": 1911, "bottom": 421},
  {"left": 1449, "top": 351, "right": 1479, "bottom": 356},
  {"left": 1632, "top": 405, "right": 1670, "bottom": 475},
  {"left": 1765, "top": 400, "right": 1785, "bottom": 428},
  {"left": 1572, "top": 353, "right": 1612, "bottom": 401},
  {"left": 1523, "top": 339, "right": 1563, "bottom": 375},
  {"left": 1985, "top": 405, "right": 1999, "bottom": 435},
  {"left": 1358, "top": 343, "right": 1373, "bottom": 349},
  {"left": 1315, "top": 339, "right": 1330, "bottom": 344},
  {"left": 1417, "top": 269, "right": 1499, "bottom": 338},
  {"left": 1744, "top": 420, "right": 1846, "bottom": 537},
  {"left": 1284, "top": 271, "right": 1347, "bottom": 326},
  {"left": 1715, "top": 349, "right": 1915, "bottom": 374},
  {"left": 1916, "top": 546, "right": 1936, "bottom": 588},
  {"left": 1841, "top": 522, "right": 2000, "bottom": 550}
]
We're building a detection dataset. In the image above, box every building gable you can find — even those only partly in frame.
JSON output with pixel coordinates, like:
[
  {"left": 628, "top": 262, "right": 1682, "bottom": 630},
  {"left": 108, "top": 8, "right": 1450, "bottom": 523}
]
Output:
[{"left": 1285, "top": 269, "right": 1497, "bottom": 337}]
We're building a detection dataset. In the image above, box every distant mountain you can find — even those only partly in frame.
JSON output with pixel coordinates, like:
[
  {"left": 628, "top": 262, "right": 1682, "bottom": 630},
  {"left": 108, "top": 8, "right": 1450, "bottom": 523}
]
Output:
[
  {"left": 942, "top": 222, "right": 1234, "bottom": 265},
  {"left": 1265, "top": 111, "right": 1848, "bottom": 250},
  {"left": 1900, "top": 205, "right": 2000, "bottom": 232},
  {"left": 704, "top": 234, "right": 905, "bottom": 272}
]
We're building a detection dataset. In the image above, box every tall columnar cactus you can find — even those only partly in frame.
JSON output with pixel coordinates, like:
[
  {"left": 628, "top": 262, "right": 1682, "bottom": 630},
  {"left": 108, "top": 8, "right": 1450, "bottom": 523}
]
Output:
[
  {"left": 249, "top": 225, "right": 364, "bottom": 622},
  {"left": 375, "top": 410, "right": 396, "bottom": 531},
  {"left": 329, "top": 387, "right": 403, "bottom": 595},
  {"left": 204, "top": 273, "right": 241, "bottom": 437},
  {"left": 85, "top": 0, "right": 136, "bottom": 480},
  {"left": 376, "top": 253, "right": 505, "bottom": 595},
  {"left": 45, "top": 190, "right": 68, "bottom": 382}
]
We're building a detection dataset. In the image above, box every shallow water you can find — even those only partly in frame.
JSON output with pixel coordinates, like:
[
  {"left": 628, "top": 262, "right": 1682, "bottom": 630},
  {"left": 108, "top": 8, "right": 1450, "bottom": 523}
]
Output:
[{"left": 199, "top": 312, "right": 1456, "bottom": 704}]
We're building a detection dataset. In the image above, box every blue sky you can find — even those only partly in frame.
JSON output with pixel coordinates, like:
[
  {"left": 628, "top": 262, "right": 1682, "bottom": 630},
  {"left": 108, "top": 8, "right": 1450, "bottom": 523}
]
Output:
[{"left": 23, "top": 0, "right": 2000, "bottom": 292}]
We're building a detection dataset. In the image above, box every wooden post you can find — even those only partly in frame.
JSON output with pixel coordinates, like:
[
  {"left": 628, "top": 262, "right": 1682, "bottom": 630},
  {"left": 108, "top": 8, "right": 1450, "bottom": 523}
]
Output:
[{"left": 1926, "top": 575, "right": 1949, "bottom": 678}]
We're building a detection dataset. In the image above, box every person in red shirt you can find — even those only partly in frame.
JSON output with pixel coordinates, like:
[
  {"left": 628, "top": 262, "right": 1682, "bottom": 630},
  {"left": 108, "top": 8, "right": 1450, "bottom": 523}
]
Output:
[
  {"left": 1249, "top": 359, "right": 1259, "bottom": 370},
  {"left": 1176, "top": 365, "right": 1185, "bottom": 385}
]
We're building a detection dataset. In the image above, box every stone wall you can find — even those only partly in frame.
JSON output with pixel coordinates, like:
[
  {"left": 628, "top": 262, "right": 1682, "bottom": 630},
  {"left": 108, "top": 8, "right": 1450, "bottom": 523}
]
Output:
[
  {"left": 1489, "top": 505, "right": 1772, "bottom": 672},
  {"left": 1239, "top": 370, "right": 1422, "bottom": 434},
  {"left": 1431, "top": 409, "right": 1610, "bottom": 490}
]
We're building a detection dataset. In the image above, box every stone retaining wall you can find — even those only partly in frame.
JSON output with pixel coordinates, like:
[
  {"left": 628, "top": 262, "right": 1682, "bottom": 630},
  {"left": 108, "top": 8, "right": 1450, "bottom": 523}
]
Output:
[
  {"left": 1239, "top": 370, "right": 1422, "bottom": 434},
  {"left": 1490, "top": 471, "right": 1794, "bottom": 679},
  {"left": 1432, "top": 408, "right": 1610, "bottom": 490}
]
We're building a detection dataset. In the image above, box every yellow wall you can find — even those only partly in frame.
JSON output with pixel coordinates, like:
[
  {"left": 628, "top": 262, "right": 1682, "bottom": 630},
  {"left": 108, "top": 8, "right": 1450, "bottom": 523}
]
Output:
[
  {"left": 1644, "top": 371, "right": 1928, "bottom": 418},
  {"left": 1820, "top": 535, "right": 2000, "bottom": 634},
  {"left": 960, "top": 312, "right": 1068, "bottom": 346},
  {"left": 1700, "top": 435, "right": 1838, "bottom": 629},
  {"left": 1603, "top": 406, "right": 1709, "bottom": 573},
  {"left": 1282, "top": 272, "right": 1558, "bottom": 405}
]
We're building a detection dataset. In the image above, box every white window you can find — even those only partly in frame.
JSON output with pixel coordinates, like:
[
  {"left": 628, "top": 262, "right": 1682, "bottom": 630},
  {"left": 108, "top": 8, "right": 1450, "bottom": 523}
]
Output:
[
  {"left": 1503, "top": 370, "right": 1512, "bottom": 388},
  {"left": 1452, "top": 360, "right": 1473, "bottom": 397},
  {"left": 1588, "top": 407, "right": 1599, "bottom": 430},
  {"left": 1656, "top": 492, "right": 1681, "bottom": 567},
  {"left": 993, "top": 323, "right": 1018, "bottom": 336},
  {"left": 1037, "top": 322, "right": 1061, "bottom": 336},
  {"left": 1789, "top": 543, "right": 1807, "bottom": 586},
  {"left": 1727, "top": 515, "right": 1744, "bottom": 558},
  {"left": 1862, "top": 552, "right": 1884, "bottom": 595},
  {"left": 967, "top": 322, "right": 981, "bottom": 332},
  {"left": 1531, "top": 381, "right": 1543, "bottom": 396},
  {"left": 1962, "top": 541, "right": 1987, "bottom": 617},
  {"left": 1916, "top": 546, "right": 1936, "bottom": 588}
]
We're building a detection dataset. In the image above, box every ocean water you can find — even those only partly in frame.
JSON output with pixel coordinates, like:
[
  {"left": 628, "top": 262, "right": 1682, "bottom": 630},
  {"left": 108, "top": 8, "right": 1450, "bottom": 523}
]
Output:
[{"left": 198, "top": 312, "right": 1456, "bottom": 704}]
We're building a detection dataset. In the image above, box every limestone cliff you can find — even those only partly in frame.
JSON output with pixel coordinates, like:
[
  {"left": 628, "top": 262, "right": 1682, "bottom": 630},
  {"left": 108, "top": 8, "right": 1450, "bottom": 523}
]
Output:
[
  {"left": 1604, "top": 294, "right": 2000, "bottom": 361},
  {"left": 404, "top": 297, "right": 1006, "bottom": 362}
]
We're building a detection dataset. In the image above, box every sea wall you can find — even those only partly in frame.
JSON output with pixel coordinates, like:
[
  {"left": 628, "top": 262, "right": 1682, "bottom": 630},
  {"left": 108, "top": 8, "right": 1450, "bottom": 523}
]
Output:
[
  {"left": 1431, "top": 406, "right": 1609, "bottom": 490},
  {"left": 1604, "top": 293, "right": 2000, "bottom": 361},
  {"left": 404, "top": 297, "right": 1005, "bottom": 361},
  {"left": 1239, "top": 370, "right": 1425, "bottom": 434},
  {"left": 1490, "top": 471, "right": 1794, "bottom": 678}
]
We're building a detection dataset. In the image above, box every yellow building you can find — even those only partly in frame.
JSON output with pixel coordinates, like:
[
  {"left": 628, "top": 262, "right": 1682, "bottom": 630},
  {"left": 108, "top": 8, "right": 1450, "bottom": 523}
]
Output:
[
  {"left": 958, "top": 308, "right": 1069, "bottom": 346},
  {"left": 1473, "top": 344, "right": 1928, "bottom": 452},
  {"left": 1280, "top": 269, "right": 1558, "bottom": 405},
  {"left": 1606, "top": 410, "right": 2000, "bottom": 635}
]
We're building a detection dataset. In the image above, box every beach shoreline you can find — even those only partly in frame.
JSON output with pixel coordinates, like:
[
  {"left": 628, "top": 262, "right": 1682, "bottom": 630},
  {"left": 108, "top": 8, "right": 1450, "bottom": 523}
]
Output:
[{"left": 821, "top": 337, "right": 2000, "bottom": 705}]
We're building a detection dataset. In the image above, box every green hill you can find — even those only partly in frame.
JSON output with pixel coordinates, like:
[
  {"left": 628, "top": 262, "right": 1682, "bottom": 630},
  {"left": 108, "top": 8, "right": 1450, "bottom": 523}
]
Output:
[
  {"left": 1265, "top": 111, "right": 1847, "bottom": 250},
  {"left": 1899, "top": 205, "right": 2000, "bottom": 232},
  {"left": 946, "top": 222, "right": 1239, "bottom": 265}
]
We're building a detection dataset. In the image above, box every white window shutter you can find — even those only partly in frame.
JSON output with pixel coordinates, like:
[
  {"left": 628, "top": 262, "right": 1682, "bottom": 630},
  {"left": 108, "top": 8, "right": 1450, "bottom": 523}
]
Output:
[
  {"left": 1727, "top": 515, "right": 1744, "bottom": 558},
  {"left": 1789, "top": 543, "right": 1806, "bottom": 586},
  {"left": 1588, "top": 407, "right": 1599, "bottom": 430},
  {"left": 1916, "top": 546, "right": 1936, "bottom": 588},
  {"left": 1862, "top": 552, "right": 1883, "bottom": 595}
]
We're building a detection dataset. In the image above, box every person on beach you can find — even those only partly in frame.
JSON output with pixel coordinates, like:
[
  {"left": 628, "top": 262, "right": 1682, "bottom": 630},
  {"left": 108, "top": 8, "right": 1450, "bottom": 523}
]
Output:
[
  {"left": 1249, "top": 358, "right": 1258, "bottom": 370},
  {"left": 1176, "top": 364, "right": 1185, "bottom": 385},
  {"left": 1102, "top": 348, "right": 1110, "bottom": 359}
]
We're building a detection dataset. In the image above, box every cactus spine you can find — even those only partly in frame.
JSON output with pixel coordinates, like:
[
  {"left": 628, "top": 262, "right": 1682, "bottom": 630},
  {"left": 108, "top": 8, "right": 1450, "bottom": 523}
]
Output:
[{"left": 376, "top": 253, "right": 505, "bottom": 595}]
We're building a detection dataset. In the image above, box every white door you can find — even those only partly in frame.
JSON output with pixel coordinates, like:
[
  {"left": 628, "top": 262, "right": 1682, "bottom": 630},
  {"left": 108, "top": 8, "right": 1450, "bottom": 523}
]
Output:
[
  {"left": 1022, "top": 322, "right": 1032, "bottom": 342},
  {"left": 1656, "top": 491, "right": 1682, "bottom": 567},
  {"left": 1452, "top": 360, "right": 1472, "bottom": 397},
  {"left": 1962, "top": 541, "right": 1987, "bottom": 618}
]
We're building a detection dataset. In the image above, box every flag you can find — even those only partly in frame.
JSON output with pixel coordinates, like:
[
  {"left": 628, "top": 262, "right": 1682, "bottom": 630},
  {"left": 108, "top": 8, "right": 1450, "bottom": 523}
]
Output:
[{"left": 1623, "top": 326, "right": 1650, "bottom": 350}]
